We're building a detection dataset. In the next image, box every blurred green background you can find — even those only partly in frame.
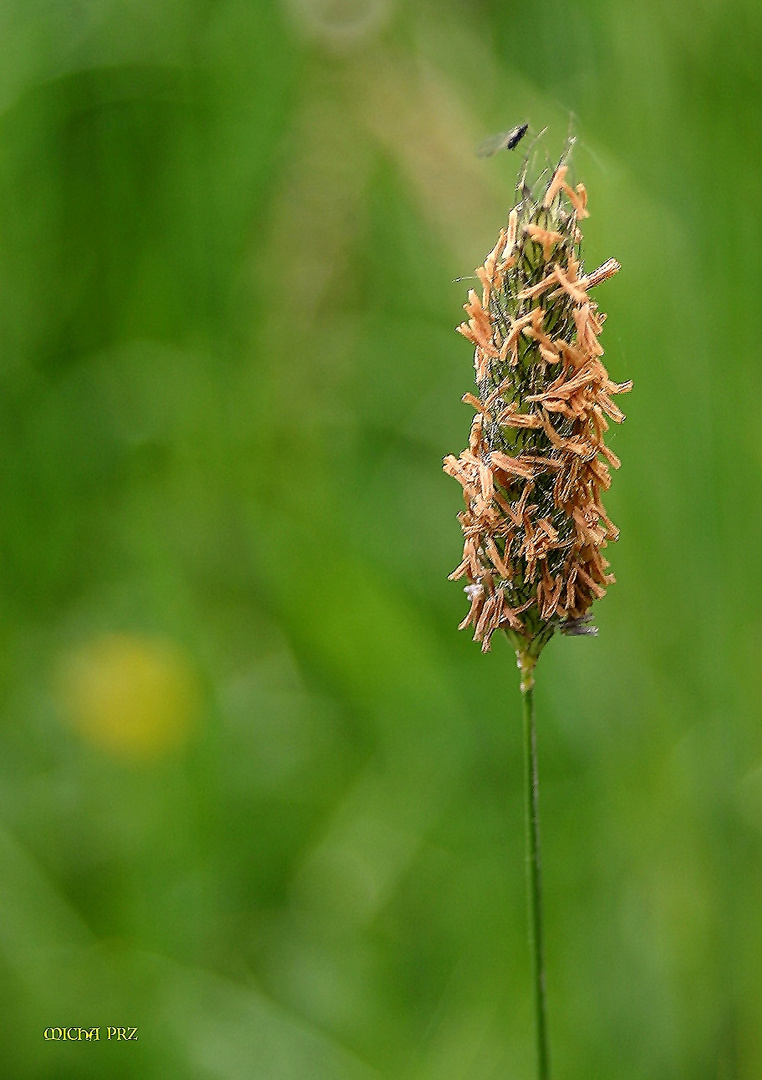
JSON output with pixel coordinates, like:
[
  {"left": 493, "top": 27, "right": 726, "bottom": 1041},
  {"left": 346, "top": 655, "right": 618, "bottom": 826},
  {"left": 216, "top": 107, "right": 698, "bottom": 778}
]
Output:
[{"left": 0, "top": 0, "right": 760, "bottom": 1076}]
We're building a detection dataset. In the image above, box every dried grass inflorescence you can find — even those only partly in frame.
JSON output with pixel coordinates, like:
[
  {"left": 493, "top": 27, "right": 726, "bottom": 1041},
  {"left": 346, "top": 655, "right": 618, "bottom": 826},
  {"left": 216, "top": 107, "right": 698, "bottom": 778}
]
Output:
[{"left": 444, "top": 144, "right": 631, "bottom": 656}]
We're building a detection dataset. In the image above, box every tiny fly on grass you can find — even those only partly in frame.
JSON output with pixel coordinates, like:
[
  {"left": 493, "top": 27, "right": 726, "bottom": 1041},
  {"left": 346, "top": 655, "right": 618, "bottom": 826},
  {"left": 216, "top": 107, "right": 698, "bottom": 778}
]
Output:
[{"left": 476, "top": 122, "right": 529, "bottom": 158}]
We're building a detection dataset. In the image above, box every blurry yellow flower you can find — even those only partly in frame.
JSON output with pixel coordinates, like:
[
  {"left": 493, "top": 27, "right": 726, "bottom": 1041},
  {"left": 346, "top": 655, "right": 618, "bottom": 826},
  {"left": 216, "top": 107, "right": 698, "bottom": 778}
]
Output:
[{"left": 58, "top": 633, "right": 201, "bottom": 761}]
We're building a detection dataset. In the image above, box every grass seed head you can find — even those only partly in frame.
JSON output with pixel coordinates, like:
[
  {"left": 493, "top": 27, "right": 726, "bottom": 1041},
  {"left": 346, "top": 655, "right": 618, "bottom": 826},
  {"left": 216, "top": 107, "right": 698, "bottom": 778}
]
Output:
[{"left": 445, "top": 140, "right": 631, "bottom": 658}]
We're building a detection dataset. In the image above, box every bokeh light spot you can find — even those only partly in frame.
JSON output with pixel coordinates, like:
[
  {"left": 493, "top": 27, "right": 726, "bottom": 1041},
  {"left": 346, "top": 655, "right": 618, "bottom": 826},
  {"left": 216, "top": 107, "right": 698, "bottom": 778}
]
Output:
[
  {"left": 282, "top": 0, "right": 393, "bottom": 49},
  {"left": 58, "top": 633, "right": 201, "bottom": 761}
]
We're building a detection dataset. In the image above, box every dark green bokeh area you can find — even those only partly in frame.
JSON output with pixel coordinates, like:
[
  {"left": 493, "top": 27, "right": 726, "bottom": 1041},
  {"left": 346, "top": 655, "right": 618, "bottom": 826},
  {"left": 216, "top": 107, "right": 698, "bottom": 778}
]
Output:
[{"left": 1, "top": 1, "right": 761, "bottom": 1076}]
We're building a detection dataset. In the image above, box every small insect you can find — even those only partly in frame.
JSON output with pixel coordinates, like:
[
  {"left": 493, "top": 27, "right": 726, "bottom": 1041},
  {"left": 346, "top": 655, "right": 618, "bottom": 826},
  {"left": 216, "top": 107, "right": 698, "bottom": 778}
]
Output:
[
  {"left": 476, "top": 122, "right": 529, "bottom": 158},
  {"left": 559, "top": 613, "right": 598, "bottom": 637}
]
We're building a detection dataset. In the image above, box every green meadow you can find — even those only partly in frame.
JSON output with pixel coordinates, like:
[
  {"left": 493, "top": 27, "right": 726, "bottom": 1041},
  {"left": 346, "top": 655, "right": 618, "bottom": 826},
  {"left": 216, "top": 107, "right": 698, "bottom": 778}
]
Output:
[{"left": 0, "top": 1, "right": 760, "bottom": 1076}]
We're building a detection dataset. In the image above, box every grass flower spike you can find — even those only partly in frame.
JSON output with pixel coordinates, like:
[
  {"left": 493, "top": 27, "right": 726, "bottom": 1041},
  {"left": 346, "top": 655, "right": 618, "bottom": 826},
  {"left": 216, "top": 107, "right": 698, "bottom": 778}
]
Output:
[{"left": 444, "top": 143, "right": 631, "bottom": 671}]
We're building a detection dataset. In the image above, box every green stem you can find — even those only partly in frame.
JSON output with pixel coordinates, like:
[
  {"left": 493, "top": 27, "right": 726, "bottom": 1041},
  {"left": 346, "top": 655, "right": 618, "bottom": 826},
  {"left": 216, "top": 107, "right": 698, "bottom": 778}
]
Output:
[{"left": 519, "top": 652, "right": 550, "bottom": 1080}]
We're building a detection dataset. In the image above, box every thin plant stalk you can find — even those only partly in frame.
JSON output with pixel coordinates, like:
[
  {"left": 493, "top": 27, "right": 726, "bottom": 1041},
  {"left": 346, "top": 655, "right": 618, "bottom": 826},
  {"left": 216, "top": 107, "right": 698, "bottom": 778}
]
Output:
[
  {"left": 445, "top": 141, "right": 630, "bottom": 1076},
  {"left": 520, "top": 652, "right": 549, "bottom": 1080}
]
